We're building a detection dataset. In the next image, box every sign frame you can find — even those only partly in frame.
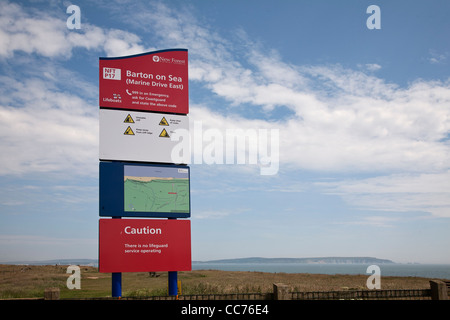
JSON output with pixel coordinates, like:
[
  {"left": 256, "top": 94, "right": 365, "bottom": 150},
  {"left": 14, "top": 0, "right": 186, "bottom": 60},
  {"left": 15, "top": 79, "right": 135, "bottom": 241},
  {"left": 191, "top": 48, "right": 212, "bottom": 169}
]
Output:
[{"left": 100, "top": 161, "right": 191, "bottom": 218}]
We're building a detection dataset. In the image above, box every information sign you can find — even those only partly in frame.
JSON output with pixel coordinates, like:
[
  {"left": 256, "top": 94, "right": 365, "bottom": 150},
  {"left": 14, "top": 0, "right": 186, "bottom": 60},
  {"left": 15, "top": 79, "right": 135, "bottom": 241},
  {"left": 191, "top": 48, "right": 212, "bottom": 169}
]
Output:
[
  {"left": 99, "top": 49, "right": 188, "bottom": 114},
  {"left": 99, "top": 218, "right": 191, "bottom": 273},
  {"left": 99, "top": 109, "right": 188, "bottom": 164},
  {"left": 100, "top": 162, "right": 190, "bottom": 218}
]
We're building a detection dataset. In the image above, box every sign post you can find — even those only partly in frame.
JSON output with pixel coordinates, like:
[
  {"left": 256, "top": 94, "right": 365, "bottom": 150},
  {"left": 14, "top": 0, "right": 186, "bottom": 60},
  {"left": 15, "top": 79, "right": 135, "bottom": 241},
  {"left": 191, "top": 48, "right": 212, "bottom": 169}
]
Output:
[
  {"left": 168, "top": 217, "right": 178, "bottom": 297},
  {"left": 111, "top": 216, "right": 122, "bottom": 298},
  {"left": 168, "top": 271, "right": 178, "bottom": 296},
  {"left": 98, "top": 49, "right": 190, "bottom": 298},
  {"left": 112, "top": 272, "right": 122, "bottom": 298}
]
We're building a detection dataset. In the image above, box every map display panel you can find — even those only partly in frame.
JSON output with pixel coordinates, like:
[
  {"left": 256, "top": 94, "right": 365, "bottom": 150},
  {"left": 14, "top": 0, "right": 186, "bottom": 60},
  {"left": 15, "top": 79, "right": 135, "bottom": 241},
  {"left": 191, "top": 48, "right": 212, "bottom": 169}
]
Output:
[
  {"left": 99, "top": 161, "right": 190, "bottom": 218},
  {"left": 124, "top": 165, "right": 189, "bottom": 213}
]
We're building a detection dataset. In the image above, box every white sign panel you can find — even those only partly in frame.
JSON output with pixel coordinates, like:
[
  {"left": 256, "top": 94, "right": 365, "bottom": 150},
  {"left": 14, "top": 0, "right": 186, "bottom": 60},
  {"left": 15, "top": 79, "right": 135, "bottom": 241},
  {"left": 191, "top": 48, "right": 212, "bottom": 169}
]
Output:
[{"left": 99, "top": 109, "right": 188, "bottom": 164}]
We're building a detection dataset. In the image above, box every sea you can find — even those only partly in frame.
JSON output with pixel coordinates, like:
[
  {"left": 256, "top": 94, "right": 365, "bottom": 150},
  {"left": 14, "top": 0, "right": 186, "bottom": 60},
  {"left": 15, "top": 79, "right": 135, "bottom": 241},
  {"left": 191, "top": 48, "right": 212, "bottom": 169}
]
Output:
[{"left": 192, "top": 263, "right": 450, "bottom": 280}]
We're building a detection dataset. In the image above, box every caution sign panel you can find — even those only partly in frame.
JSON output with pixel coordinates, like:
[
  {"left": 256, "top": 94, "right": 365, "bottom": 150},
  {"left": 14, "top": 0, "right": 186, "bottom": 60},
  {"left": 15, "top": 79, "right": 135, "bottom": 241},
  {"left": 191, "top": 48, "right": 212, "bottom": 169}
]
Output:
[
  {"left": 99, "top": 109, "right": 189, "bottom": 164},
  {"left": 99, "top": 218, "right": 191, "bottom": 273}
]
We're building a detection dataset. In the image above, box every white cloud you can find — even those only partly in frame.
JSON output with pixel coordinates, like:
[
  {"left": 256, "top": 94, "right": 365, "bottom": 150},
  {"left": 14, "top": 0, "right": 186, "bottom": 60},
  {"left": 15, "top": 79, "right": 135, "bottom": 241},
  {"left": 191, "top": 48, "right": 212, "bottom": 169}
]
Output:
[
  {"left": 0, "top": 71, "right": 98, "bottom": 176},
  {"left": 0, "top": 234, "right": 97, "bottom": 262},
  {"left": 0, "top": 0, "right": 449, "bottom": 222},
  {"left": 124, "top": 2, "right": 450, "bottom": 220},
  {"left": 318, "top": 172, "right": 450, "bottom": 218},
  {"left": 0, "top": 1, "right": 146, "bottom": 58},
  {"left": 188, "top": 73, "right": 450, "bottom": 173},
  {"left": 0, "top": 0, "right": 148, "bottom": 176},
  {"left": 335, "top": 215, "right": 399, "bottom": 228},
  {"left": 101, "top": 29, "right": 146, "bottom": 57},
  {"left": 194, "top": 209, "right": 248, "bottom": 220},
  {"left": 358, "top": 63, "right": 382, "bottom": 72},
  {"left": 1, "top": 1, "right": 449, "bottom": 178},
  {"left": 428, "top": 50, "right": 448, "bottom": 64},
  {"left": 118, "top": 1, "right": 450, "bottom": 177},
  {"left": 0, "top": 2, "right": 69, "bottom": 57},
  {"left": 133, "top": 3, "right": 450, "bottom": 172}
]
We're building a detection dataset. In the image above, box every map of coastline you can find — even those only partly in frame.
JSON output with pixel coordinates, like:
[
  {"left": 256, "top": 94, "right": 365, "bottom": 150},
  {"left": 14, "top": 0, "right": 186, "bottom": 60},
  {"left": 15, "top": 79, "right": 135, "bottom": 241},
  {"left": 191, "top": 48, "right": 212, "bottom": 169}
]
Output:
[
  {"left": 124, "top": 176, "right": 180, "bottom": 182},
  {"left": 124, "top": 176, "right": 189, "bottom": 213}
]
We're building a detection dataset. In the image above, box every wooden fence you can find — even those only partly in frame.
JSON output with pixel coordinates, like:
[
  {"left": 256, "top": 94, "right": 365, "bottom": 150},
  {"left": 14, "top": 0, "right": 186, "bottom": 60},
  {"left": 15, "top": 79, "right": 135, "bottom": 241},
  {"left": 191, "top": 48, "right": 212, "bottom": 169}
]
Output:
[
  {"left": 123, "top": 289, "right": 431, "bottom": 301},
  {"left": 41, "top": 280, "right": 448, "bottom": 300},
  {"left": 290, "top": 288, "right": 432, "bottom": 300},
  {"left": 117, "top": 281, "right": 447, "bottom": 301}
]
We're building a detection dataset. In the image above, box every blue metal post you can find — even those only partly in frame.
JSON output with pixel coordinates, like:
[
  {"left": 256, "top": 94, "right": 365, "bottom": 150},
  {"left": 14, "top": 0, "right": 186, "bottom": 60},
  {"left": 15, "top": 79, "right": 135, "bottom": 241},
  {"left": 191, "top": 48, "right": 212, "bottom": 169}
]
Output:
[
  {"left": 112, "top": 216, "right": 122, "bottom": 298},
  {"left": 112, "top": 272, "right": 122, "bottom": 298},
  {"left": 168, "top": 271, "right": 178, "bottom": 296},
  {"left": 167, "top": 217, "right": 178, "bottom": 297}
]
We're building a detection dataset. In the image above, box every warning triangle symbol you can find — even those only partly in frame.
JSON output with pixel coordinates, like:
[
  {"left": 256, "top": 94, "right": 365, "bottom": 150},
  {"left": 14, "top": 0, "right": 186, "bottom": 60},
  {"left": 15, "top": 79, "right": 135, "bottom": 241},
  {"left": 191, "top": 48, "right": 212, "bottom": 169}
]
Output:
[
  {"left": 159, "top": 128, "right": 170, "bottom": 138},
  {"left": 159, "top": 117, "right": 169, "bottom": 126},
  {"left": 124, "top": 126, "right": 135, "bottom": 135},
  {"left": 124, "top": 114, "right": 135, "bottom": 123}
]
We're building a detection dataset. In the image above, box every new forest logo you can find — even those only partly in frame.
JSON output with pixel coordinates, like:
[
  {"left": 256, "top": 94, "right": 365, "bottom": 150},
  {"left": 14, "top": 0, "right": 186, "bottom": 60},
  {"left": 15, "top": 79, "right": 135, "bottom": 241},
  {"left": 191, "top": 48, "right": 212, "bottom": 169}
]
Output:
[{"left": 152, "top": 55, "right": 186, "bottom": 65}]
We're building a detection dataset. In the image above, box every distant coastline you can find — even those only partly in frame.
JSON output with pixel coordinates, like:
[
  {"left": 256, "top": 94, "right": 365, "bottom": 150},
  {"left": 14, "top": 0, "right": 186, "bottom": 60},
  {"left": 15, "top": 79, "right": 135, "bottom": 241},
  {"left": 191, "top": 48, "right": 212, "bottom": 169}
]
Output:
[
  {"left": 193, "top": 257, "right": 395, "bottom": 264},
  {"left": 1, "top": 256, "right": 395, "bottom": 266},
  {"left": 4, "top": 257, "right": 449, "bottom": 279},
  {"left": 1, "top": 259, "right": 98, "bottom": 266}
]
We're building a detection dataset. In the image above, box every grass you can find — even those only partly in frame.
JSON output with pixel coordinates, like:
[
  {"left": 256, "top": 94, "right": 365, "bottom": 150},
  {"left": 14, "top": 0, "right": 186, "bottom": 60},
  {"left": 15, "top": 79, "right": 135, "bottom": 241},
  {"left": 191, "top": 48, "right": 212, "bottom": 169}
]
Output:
[{"left": 0, "top": 264, "right": 440, "bottom": 299}]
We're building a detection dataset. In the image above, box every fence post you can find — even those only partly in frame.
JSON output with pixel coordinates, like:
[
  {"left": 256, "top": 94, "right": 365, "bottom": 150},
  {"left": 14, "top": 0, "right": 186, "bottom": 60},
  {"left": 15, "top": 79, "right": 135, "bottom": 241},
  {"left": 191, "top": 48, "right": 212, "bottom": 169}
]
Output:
[
  {"left": 273, "top": 283, "right": 290, "bottom": 300},
  {"left": 44, "top": 287, "right": 60, "bottom": 300},
  {"left": 429, "top": 280, "right": 449, "bottom": 300}
]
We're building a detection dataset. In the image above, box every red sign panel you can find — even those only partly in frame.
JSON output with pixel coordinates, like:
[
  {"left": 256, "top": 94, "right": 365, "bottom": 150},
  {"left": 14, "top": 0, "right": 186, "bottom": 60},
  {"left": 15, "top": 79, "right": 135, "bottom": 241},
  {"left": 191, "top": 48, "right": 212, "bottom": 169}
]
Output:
[
  {"left": 99, "top": 49, "right": 188, "bottom": 114},
  {"left": 99, "top": 219, "right": 191, "bottom": 273}
]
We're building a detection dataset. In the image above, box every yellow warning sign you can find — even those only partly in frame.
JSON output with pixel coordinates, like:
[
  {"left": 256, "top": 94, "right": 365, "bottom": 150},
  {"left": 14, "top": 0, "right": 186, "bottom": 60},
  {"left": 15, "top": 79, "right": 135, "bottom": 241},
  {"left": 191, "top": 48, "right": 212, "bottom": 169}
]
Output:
[
  {"left": 124, "top": 126, "right": 135, "bottom": 135},
  {"left": 159, "top": 128, "right": 170, "bottom": 138},
  {"left": 124, "top": 114, "right": 135, "bottom": 123},
  {"left": 159, "top": 117, "right": 169, "bottom": 126}
]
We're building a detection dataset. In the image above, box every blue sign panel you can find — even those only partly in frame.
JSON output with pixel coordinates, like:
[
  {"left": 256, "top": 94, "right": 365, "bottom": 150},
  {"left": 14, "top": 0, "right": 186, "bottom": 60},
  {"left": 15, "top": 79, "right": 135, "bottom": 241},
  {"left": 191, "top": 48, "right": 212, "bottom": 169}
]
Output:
[{"left": 100, "top": 161, "right": 190, "bottom": 218}]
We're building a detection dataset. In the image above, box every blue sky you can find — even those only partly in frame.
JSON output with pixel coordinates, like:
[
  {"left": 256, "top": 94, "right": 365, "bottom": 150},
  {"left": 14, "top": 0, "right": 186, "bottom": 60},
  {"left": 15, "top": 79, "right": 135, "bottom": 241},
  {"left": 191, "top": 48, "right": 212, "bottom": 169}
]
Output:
[{"left": 0, "top": 0, "right": 449, "bottom": 264}]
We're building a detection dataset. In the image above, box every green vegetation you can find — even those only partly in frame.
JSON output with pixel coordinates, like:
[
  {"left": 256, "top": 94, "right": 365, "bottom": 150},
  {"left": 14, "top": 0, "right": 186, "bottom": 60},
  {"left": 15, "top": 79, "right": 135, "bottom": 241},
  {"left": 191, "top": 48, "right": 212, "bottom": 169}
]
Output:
[{"left": 0, "top": 265, "right": 433, "bottom": 299}]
